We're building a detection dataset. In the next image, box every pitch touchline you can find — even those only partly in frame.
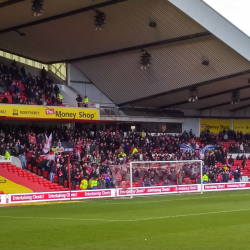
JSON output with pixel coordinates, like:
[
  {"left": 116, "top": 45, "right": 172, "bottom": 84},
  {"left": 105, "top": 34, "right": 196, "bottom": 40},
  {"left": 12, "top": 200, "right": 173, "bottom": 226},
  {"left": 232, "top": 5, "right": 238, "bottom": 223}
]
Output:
[
  {"left": 0, "top": 208, "right": 250, "bottom": 222},
  {"left": 99, "top": 193, "right": 250, "bottom": 205}
]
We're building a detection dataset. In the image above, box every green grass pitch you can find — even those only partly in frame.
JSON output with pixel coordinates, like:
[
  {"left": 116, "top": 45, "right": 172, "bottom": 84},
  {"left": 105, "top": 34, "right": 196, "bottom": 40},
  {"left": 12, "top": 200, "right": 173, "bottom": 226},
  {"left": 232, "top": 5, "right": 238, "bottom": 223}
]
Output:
[{"left": 1, "top": 191, "right": 250, "bottom": 250}]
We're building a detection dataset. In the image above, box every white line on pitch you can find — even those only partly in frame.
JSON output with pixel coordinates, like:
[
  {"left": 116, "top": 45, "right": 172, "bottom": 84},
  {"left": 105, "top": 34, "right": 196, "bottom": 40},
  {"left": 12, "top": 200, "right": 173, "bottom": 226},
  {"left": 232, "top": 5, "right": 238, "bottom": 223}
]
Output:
[
  {"left": 0, "top": 208, "right": 250, "bottom": 222},
  {"left": 97, "top": 193, "right": 250, "bottom": 205}
]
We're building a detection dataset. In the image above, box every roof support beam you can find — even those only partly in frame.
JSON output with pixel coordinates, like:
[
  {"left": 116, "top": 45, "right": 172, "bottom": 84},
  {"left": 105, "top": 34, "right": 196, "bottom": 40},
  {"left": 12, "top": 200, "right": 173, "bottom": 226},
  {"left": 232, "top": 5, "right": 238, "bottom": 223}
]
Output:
[
  {"left": 47, "top": 31, "right": 211, "bottom": 64},
  {"left": 231, "top": 103, "right": 250, "bottom": 112},
  {"left": 199, "top": 97, "right": 250, "bottom": 111},
  {"left": 160, "top": 85, "right": 250, "bottom": 109},
  {"left": 0, "top": 47, "right": 46, "bottom": 64},
  {"left": 0, "top": 0, "right": 128, "bottom": 35},
  {"left": 0, "top": 0, "right": 24, "bottom": 9},
  {"left": 118, "top": 69, "right": 250, "bottom": 107}
]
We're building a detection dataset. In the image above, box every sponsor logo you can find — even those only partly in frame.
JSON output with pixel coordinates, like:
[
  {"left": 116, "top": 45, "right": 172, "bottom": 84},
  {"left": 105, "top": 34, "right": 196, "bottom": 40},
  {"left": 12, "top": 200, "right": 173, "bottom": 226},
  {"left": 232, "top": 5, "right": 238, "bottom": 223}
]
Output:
[
  {"left": 161, "top": 187, "right": 171, "bottom": 192},
  {"left": 201, "top": 124, "right": 230, "bottom": 130},
  {"left": 46, "top": 109, "right": 54, "bottom": 115},
  {"left": 48, "top": 193, "right": 68, "bottom": 199},
  {"left": 0, "top": 110, "right": 6, "bottom": 114},
  {"left": 20, "top": 111, "right": 40, "bottom": 115},
  {"left": 13, "top": 109, "right": 18, "bottom": 115},
  {"left": 54, "top": 111, "right": 95, "bottom": 120}
]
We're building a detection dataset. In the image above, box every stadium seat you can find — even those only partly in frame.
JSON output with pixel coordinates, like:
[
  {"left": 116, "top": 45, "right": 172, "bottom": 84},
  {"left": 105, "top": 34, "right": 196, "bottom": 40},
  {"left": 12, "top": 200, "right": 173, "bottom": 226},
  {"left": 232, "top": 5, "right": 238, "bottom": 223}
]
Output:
[
  {"left": 64, "top": 181, "right": 68, "bottom": 188},
  {"left": 38, "top": 169, "right": 42, "bottom": 176},
  {"left": 54, "top": 175, "right": 58, "bottom": 183}
]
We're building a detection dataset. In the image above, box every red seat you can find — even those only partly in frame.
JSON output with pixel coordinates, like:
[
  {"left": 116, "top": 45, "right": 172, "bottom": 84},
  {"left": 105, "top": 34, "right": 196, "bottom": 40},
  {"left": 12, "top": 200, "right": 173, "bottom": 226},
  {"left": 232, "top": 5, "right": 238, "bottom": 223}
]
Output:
[
  {"left": 33, "top": 167, "right": 37, "bottom": 173},
  {"left": 76, "top": 185, "right": 80, "bottom": 190},
  {"left": 43, "top": 171, "right": 48, "bottom": 178},
  {"left": 64, "top": 181, "right": 68, "bottom": 188},
  {"left": 38, "top": 169, "right": 42, "bottom": 176},
  {"left": 28, "top": 164, "right": 32, "bottom": 171},
  {"left": 54, "top": 175, "right": 58, "bottom": 183}
]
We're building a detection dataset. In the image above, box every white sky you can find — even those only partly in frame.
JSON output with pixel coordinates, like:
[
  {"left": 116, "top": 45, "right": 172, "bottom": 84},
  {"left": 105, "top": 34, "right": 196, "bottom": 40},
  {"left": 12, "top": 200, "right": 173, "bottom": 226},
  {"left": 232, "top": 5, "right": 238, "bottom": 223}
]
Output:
[{"left": 203, "top": 0, "right": 250, "bottom": 37}]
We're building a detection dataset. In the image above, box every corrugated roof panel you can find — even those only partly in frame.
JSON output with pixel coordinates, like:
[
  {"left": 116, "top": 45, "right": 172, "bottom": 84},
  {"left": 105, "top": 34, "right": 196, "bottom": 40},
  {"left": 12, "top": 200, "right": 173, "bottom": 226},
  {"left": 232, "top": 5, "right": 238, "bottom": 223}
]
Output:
[
  {"left": 73, "top": 35, "right": 250, "bottom": 105},
  {"left": 0, "top": 0, "right": 207, "bottom": 62}
]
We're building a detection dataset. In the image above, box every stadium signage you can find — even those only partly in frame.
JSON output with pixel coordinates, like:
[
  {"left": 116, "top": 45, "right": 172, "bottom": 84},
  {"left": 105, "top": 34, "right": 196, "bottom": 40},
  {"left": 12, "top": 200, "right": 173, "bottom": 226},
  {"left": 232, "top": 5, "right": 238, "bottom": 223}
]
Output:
[
  {"left": 233, "top": 120, "right": 250, "bottom": 134},
  {"left": 200, "top": 120, "right": 231, "bottom": 134},
  {"left": 0, "top": 104, "right": 99, "bottom": 120},
  {"left": 1, "top": 183, "right": 250, "bottom": 204}
]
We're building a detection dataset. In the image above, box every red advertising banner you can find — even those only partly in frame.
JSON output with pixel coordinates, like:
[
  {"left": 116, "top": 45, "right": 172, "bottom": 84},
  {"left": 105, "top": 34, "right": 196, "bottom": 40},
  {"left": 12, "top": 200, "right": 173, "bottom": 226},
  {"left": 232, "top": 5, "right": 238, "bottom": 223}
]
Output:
[
  {"left": 11, "top": 192, "right": 70, "bottom": 203},
  {"left": 118, "top": 186, "right": 175, "bottom": 196},
  {"left": 71, "top": 190, "right": 112, "bottom": 199},
  {"left": 204, "top": 182, "right": 250, "bottom": 191},
  {"left": 9, "top": 190, "right": 114, "bottom": 203},
  {"left": 1, "top": 183, "right": 250, "bottom": 205},
  {"left": 118, "top": 185, "right": 199, "bottom": 196}
]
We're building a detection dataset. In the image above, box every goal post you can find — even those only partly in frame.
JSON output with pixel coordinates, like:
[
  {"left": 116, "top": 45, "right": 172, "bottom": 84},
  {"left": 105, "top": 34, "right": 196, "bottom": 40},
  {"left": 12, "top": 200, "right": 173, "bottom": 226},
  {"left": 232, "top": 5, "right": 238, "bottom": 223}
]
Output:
[{"left": 110, "top": 160, "right": 203, "bottom": 198}]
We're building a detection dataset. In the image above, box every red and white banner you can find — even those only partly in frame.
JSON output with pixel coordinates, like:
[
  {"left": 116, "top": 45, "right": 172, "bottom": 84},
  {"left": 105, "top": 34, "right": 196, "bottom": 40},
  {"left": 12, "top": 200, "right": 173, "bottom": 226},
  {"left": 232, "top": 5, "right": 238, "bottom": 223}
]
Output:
[
  {"left": 43, "top": 133, "right": 52, "bottom": 154},
  {"left": 71, "top": 190, "right": 113, "bottom": 199},
  {"left": 204, "top": 182, "right": 250, "bottom": 191},
  {"left": 40, "top": 151, "right": 56, "bottom": 161},
  {"left": 1, "top": 183, "right": 250, "bottom": 204},
  {"left": 2, "top": 189, "right": 114, "bottom": 204},
  {"left": 118, "top": 185, "right": 199, "bottom": 196},
  {"left": 73, "top": 139, "right": 83, "bottom": 160},
  {"left": 10, "top": 192, "right": 70, "bottom": 203},
  {"left": 28, "top": 133, "right": 37, "bottom": 145}
]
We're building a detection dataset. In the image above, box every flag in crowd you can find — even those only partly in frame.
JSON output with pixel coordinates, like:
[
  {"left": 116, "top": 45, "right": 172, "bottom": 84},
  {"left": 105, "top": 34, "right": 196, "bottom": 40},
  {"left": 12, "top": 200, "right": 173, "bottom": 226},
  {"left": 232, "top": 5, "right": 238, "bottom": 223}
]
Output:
[
  {"left": 43, "top": 133, "right": 52, "bottom": 154},
  {"left": 28, "top": 133, "right": 37, "bottom": 145},
  {"left": 200, "top": 145, "right": 215, "bottom": 154},
  {"left": 39, "top": 151, "right": 55, "bottom": 161},
  {"left": 180, "top": 144, "right": 215, "bottom": 153},
  {"left": 74, "top": 139, "right": 83, "bottom": 160}
]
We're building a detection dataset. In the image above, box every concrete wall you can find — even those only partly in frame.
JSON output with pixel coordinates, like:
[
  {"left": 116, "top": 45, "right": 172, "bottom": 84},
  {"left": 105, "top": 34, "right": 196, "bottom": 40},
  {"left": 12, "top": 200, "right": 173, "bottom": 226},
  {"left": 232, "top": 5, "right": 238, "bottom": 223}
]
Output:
[
  {"left": 182, "top": 118, "right": 200, "bottom": 136},
  {"left": 69, "top": 64, "right": 114, "bottom": 107}
]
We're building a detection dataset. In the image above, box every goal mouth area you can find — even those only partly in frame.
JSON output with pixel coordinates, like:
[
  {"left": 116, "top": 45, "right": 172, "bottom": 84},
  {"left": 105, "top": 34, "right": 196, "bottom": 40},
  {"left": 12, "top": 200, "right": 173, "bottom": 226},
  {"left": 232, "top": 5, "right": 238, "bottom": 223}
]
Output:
[{"left": 110, "top": 160, "right": 203, "bottom": 198}]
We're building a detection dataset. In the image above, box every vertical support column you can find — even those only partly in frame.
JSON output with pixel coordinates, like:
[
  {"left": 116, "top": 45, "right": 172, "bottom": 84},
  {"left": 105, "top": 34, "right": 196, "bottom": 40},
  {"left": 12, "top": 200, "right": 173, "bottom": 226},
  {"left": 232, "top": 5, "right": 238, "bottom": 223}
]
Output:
[
  {"left": 66, "top": 62, "right": 71, "bottom": 87},
  {"left": 130, "top": 162, "right": 133, "bottom": 199},
  {"left": 68, "top": 158, "right": 71, "bottom": 200},
  {"left": 198, "top": 118, "right": 200, "bottom": 136},
  {"left": 231, "top": 119, "right": 234, "bottom": 130},
  {"left": 200, "top": 160, "right": 203, "bottom": 194}
]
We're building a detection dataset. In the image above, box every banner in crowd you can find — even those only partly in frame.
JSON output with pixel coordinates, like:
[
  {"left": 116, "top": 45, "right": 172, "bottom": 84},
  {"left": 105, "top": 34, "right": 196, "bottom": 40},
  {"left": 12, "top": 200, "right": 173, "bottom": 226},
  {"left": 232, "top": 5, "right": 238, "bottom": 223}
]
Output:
[
  {"left": 43, "top": 133, "right": 52, "bottom": 153},
  {"left": 0, "top": 104, "right": 99, "bottom": 120},
  {"left": 200, "top": 145, "right": 215, "bottom": 154},
  {"left": 180, "top": 144, "right": 196, "bottom": 152},
  {"left": 28, "top": 133, "right": 37, "bottom": 145},
  {"left": 233, "top": 120, "right": 250, "bottom": 134},
  {"left": 200, "top": 119, "right": 231, "bottom": 134},
  {"left": 74, "top": 139, "right": 83, "bottom": 159},
  {"left": 180, "top": 144, "right": 215, "bottom": 153},
  {"left": 39, "top": 151, "right": 55, "bottom": 161}
]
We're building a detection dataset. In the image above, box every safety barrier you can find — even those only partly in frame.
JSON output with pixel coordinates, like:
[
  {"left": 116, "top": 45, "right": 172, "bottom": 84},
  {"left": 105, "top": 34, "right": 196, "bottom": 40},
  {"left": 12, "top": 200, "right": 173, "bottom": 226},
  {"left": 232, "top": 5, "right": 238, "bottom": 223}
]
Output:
[{"left": 1, "top": 182, "right": 250, "bottom": 204}]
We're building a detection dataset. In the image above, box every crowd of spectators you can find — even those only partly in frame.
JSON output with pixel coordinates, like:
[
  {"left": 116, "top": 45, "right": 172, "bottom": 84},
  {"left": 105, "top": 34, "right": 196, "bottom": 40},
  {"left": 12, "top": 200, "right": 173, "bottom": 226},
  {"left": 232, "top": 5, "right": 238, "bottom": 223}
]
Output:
[
  {"left": 201, "top": 128, "right": 250, "bottom": 153},
  {"left": 0, "top": 60, "right": 63, "bottom": 106},
  {"left": 0, "top": 123, "right": 249, "bottom": 189},
  {"left": 0, "top": 124, "right": 203, "bottom": 189}
]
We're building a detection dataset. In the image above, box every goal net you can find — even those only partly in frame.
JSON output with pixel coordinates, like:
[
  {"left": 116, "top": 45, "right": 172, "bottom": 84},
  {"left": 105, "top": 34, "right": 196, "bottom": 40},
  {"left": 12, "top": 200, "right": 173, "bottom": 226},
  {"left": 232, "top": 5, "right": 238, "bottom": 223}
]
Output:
[{"left": 110, "top": 160, "right": 203, "bottom": 198}]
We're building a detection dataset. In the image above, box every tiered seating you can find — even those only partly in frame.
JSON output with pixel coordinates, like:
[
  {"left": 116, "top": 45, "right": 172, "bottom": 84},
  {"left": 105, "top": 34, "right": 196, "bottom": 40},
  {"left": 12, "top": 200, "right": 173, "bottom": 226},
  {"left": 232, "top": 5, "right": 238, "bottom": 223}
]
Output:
[
  {"left": 221, "top": 140, "right": 235, "bottom": 150},
  {"left": 216, "top": 159, "right": 250, "bottom": 178},
  {"left": 0, "top": 162, "right": 69, "bottom": 192}
]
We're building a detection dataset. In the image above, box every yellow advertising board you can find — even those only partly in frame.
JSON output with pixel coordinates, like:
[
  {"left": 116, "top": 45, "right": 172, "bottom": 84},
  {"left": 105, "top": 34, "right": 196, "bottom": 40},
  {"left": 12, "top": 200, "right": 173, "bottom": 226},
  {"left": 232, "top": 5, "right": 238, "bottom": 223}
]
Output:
[
  {"left": 233, "top": 120, "right": 250, "bottom": 133},
  {"left": 0, "top": 104, "right": 99, "bottom": 120},
  {"left": 200, "top": 119, "right": 231, "bottom": 134}
]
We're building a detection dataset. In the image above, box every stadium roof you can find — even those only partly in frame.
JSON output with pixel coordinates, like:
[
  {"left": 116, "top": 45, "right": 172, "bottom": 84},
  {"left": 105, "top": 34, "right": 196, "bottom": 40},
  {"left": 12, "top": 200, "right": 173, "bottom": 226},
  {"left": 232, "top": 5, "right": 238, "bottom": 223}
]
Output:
[{"left": 0, "top": 0, "right": 250, "bottom": 111}]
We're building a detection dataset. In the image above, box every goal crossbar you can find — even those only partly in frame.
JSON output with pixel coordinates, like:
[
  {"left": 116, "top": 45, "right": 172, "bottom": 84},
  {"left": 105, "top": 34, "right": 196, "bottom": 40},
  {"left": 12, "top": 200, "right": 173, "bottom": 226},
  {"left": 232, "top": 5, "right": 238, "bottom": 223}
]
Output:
[{"left": 128, "top": 160, "right": 203, "bottom": 199}]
